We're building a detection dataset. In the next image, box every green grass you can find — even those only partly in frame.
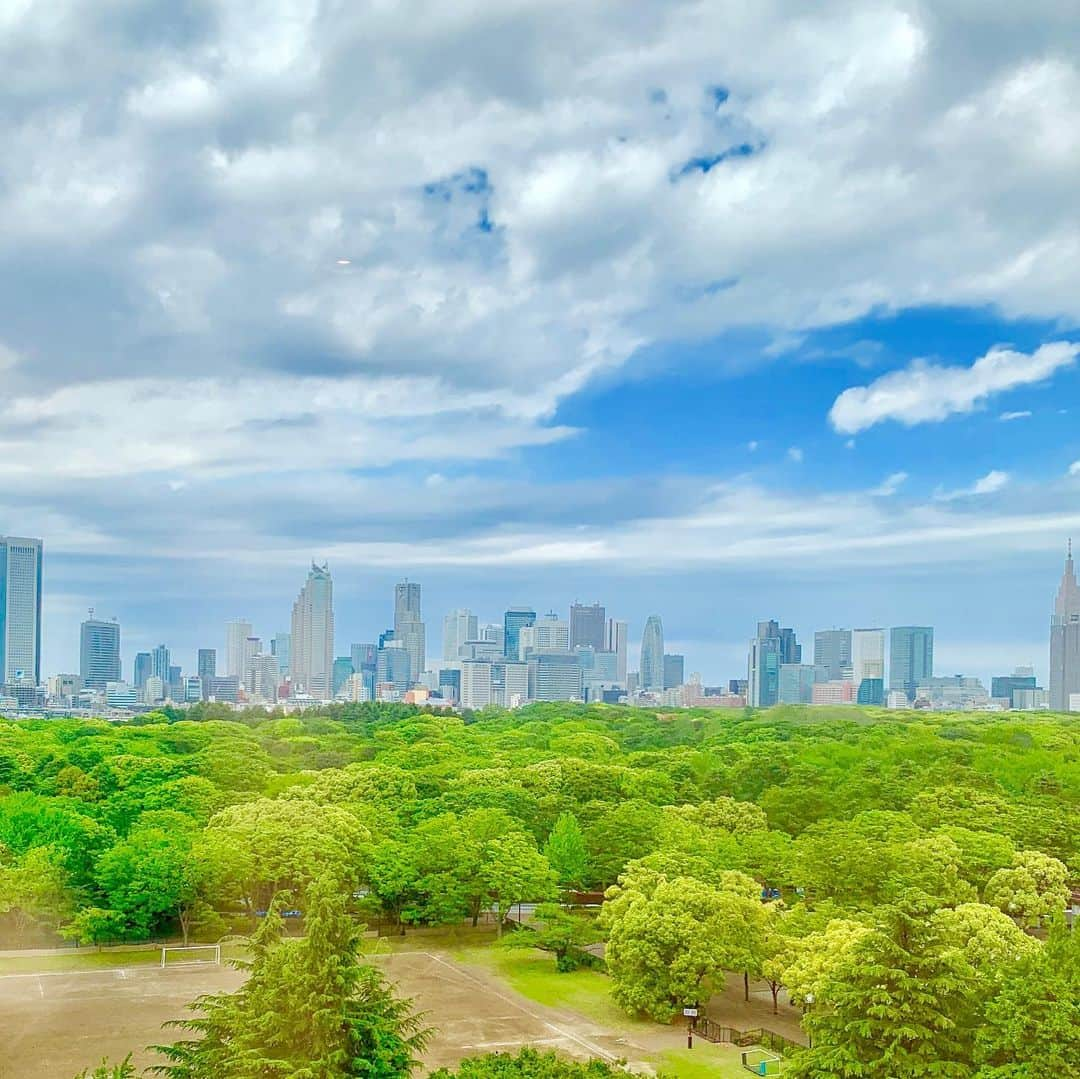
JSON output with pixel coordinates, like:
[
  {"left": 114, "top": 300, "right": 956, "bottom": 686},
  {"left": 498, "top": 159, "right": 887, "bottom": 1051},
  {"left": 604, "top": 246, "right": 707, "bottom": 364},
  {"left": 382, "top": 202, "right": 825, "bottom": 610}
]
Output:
[
  {"left": 657, "top": 1046, "right": 753, "bottom": 1079},
  {"left": 0, "top": 948, "right": 164, "bottom": 974}
]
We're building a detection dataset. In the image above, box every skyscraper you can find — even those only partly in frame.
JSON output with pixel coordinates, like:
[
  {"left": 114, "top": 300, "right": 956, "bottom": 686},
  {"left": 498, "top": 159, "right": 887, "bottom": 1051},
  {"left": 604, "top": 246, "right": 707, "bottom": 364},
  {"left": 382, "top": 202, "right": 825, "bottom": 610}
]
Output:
[
  {"left": 748, "top": 620, "right": 799, "bottom": 707},
  {"left": 79, "top": 614, "right": 121, "bottom": 689},
  {"left": 606, "top": 619, "right": 628, "bottom": 683},
  {"left": 519, "top": 613, "right": 569, "bottom": 656},
  {"left": 225, "top": 619, "right": 253, "bottom": 678},
  {"left": 271, "top": 632, "right": 291, "bottom": 675},
  {"left": 290, "top": 562, "right": 334, "bottom": 698},
  {"left": 151, "top": 643, "right": 171, "bottom": 683},
  {"left": 0, "top": 536, "right": 43, "bottom": 684},
  {"left": 197, "top": 648, "right": 217, "bottom": 681},
  {"left": 640, "top": 615, "right": 664, "bottom": 691},
  {"left": 851, "top": 628, "right": 886, "bottom": 705},
  {"left": 504, "top": 607, "right": 536, "bottom": 660},
  {"left": 443, "top": 608, "right": 478, "bottom": 661},
  {"left": 889, "top": 626, "right": 934, "bottom": 701},
  {"left": 663, "top": 653, "right": 685, "bottom": 690},
  {"left": 814, "top": 629, "right": 852, "bottom": 682},
  {"left": 1049, "top": 541, "right": 1080, "bottom": 711},
  {"left": 394, "top": 579, "right": 425, "bottom": 683},
  {"left": 569, "top": 602, "right": 606, "bottom": 651},
  {"left": 133, "top": 652, "right": 152, "bottom": 690}
]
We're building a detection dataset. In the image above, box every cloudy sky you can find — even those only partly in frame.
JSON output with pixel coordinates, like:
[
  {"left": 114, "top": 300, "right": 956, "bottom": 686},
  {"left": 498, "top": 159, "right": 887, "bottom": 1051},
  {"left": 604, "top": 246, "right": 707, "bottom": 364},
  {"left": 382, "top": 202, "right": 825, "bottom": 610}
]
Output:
[{"left": 3, "top": 1, "right": 1079, "bottom": 684}]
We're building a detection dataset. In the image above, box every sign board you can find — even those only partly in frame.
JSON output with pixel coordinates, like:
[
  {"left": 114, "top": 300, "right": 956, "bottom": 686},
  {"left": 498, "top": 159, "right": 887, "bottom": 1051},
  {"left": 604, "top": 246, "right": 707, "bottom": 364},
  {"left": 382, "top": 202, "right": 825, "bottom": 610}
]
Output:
[{"left": 682, "top": 1008, "right": 698, "bottom": 1018}]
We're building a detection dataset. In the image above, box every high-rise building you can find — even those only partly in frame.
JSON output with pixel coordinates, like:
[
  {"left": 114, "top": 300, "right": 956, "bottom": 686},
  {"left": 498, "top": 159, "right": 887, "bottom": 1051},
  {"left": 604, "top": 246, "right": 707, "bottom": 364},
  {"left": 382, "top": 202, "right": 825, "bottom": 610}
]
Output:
[
  {"left": 151, "top": 644, "right": 171, "bottom": 683},
  {"left": 569, "top": 602, "right": 606, "bottom": 652},
  {"left": 242, "top": 637, "right": 262, "bottom": 685},
  {"left": 225, "top": 619, "right": 253, "bottom": 678},
  {"left": 394, "top": 580, "right": 425, "bottom": 683},
  {"left": 663, "top": 653, "right": 685, "bottom": 690},
  {"left": 640, "top": 616, "right": 664, "bottom": 691},
  {"left": 271, "top": 632, "right": 291, "bottom": 675},
  {"left": 606, "top": 619, "right": 628, "bottom": 683},
  {"left": 376, "top": 641, "right": 411, "bottom": 696},
  {"left": 197, "top": 648, "right": 217, "bottom": 681},
  {"left": 133, "top": 652, "right": 152, "bottom": 690},
  {"left": 443, "top": 609, "right": 478, "bottom": 661},
  {"left": 813, "top": 629, "right": 852, "bottom": 682},
  {"left": 748, "top": 620, "right": 799, "bottom": 707},
  {"left": 460, "top": 659, "right": 494, "bottom": 709},
  {"left": 519, "top": 613, "right": 569, "bottom": 657},
  {"left": 779, "top": 663, "right": 826, "bottom": 704},
  {"left": 851, "top": 628, "right": 886, "bottom": 705},
  {"left": 889, "top": 626, "right": 934, "bottom": 701},
  {"left": 529, "top": 652, "right": 584, "bottom": 701},
  {"left": 1049, "top": 541, "right": 1080, "bottom": 711},
  {"left": 0, "top": 536, "right": 43, "bottom": 685},
  {"left": 332, "top": 656, "right": 355, "bottom": 696},
  {"left": 991, "top": 671, "right": 1038, "bottom": 707},
  {"left": 480, "top": 623, "right": 506, "bottom": 650},
  {"left": 290, "top": 562, "right": 334, "bottom": 698},
  {"left": 503, "top": 607, "right": 536, "bottom": 660},
  {"left": 79, "top": 615, "right": 121, "bottom": 689}
]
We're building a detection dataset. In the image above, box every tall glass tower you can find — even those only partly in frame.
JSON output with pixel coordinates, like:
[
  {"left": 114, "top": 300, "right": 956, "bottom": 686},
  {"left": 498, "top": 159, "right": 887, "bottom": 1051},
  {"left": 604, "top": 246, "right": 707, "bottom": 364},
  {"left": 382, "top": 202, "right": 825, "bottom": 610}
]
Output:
[
  {"left": 1050, "top": 540, "right": 1080, "bottom": 711},
  {"left": 0, "top": 536, "right": 43, "bottom": 685},
  {"left": 640, "top": 615, "right": 664, "bottom": 691},
  {"left": 504, "top": 607, "right": 536, "bottom": 660},
  {"left": 291, "top": 562, "right": 334, "bottom": 698},
  {"left": 80, "top": 615, "right": 121, "bottom": 689}
]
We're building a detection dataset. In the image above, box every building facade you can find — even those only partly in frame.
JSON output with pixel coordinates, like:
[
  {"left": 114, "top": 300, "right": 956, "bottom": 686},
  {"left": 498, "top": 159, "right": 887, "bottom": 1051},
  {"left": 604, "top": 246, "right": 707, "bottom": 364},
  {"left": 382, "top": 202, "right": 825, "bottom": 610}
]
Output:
[
  {"left": 503, "top": 607, "right": 536, "bottom": 660},
  {"left": 1049, "top": 541, "right": 1080, "bottom": 711},
  {"left": 606, "top": 619, "right": 628, "bottom": 684},
  {"left": 225, "top": 619, "right": 253, "bottom": 678},
  {"left": 394, "top": 580, "right": 425, "bottom": 683},
  {"left": 569, "top": 602, "right": 606, "bottom": 651},
  {"left": 748, "top": 620, "right": 800, "bottom": 707},
  {"left": 79, "top": 617, "right": 121, "bottom": 689},
  {"left": 851, "top": 628, "right": 886, "bottom": 705},
  {"left": 0, "top": 536, "right": 43, "bottom": 685},
  {"left": 813, "top": 629, "right": 852, "bottom": 682},
  {"left": 640, "top": 615, "right": 664, "bottom": 691},
  {"left": 889, "top": 626, "right": 934, "bottom": 701},
  {"left": 290, "top": 562, "right": 334, "bottom": 698},
  {"left": 443, "top": 608, "right": 478, "bottom": 661},
  {"left": 663, "top": 653, "right": 685, "bottom": 690}
]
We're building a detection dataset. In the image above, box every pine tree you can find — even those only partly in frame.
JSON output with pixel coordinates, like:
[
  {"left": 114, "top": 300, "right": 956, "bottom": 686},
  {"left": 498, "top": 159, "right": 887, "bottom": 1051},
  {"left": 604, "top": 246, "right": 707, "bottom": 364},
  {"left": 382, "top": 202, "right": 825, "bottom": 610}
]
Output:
[{"left": 153, "top": 879, "right": 428, "bottom": 1078}]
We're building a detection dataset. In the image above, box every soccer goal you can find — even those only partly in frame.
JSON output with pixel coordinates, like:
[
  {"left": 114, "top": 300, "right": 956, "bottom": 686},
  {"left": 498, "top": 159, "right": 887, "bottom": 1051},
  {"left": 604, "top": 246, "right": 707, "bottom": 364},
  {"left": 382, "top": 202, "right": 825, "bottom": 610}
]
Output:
[
  {"left": 160, "top": 944, "right": 222, "bottom": 969},
  {"left": 741, "top": 1048, "right": 782, "bottom": 1076}
]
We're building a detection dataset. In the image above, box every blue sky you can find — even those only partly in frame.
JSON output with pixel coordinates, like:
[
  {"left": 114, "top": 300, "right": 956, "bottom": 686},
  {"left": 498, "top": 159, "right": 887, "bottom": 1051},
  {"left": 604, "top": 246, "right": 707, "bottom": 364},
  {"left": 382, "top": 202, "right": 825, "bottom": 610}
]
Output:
[{"left": 2, "top": 1, "right": 1080, "bottom": 686}]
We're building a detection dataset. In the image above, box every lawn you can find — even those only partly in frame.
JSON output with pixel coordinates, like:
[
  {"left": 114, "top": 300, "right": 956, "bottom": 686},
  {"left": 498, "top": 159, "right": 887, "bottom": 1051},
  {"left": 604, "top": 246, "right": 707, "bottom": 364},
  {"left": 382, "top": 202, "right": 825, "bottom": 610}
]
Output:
[
  {"left": 658, "top": 1046, "right": 756, "bottom": 1079},
  {"left": 0, "top": 948, "right": 163, "bottom": 974}
]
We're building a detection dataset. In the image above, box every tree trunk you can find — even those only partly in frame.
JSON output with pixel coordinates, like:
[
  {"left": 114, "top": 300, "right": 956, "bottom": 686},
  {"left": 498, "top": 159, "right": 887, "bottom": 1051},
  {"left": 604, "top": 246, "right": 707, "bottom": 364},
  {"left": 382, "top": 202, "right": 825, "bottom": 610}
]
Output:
[
  {"left": 744, "top": 971, "right": 750, "bottom": 1002},
  {"left": 770, "top": 982, "right": 779, "bottom": 1014}
]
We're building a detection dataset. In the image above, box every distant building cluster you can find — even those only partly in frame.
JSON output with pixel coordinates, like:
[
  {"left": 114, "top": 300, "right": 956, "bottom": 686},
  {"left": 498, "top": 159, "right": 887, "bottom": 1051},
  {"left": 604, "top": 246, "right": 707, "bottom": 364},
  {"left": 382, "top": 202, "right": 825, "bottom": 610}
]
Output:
[{"left": 2, "top": 535, "right": 1080, "bottom": 717}]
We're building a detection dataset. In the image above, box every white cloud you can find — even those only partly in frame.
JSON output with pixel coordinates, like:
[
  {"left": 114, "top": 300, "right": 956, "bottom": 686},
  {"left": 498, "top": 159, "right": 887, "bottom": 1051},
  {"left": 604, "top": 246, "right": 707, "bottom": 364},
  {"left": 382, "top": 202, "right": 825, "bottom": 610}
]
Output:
[
  {"left": 1069, "top": 461, "right": 1080, "bottom": 476},
  {"left": 787, "top": 446, "right": 804, "bottom": 463},
  {"left": 747, "top": 440, "right": 760, "bottom": 452},
  {"left": 934, "top": 470, "right": 1010, "bottom": 501},
  {"left": 829, "top": 342, "right": 1079, "bottom": 434},
  {"left": 871, "top": 471, "right": 908, "bottom": 496},
  {"left": 0, "top": 343, "right": 19, "bottom": 371},
  {"left": 999, "top": 410, "right": 1033, "bottom": 421}
]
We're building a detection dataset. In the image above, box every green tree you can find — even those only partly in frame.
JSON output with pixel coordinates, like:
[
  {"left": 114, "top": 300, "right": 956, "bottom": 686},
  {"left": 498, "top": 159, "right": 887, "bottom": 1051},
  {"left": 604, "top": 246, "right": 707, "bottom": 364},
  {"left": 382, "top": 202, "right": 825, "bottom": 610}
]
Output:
[
  {"left": 153, "top": 878, "right": 428, "bottom": 1078},
  {"left": 0, "top": 844, "right": 73, "bottom": 939},
  {"left": 543, "top": 813, "right": 587, "bottom": 889},
  {"left": 431, "top": 1048, "right": 625, "bottom": 1079},
  {"left": 504, "top": 903, "right": 600, "bottom": 971},
  {"left": 482, "top": 832, "right": 557, "bottom": 937},
  {"left": 72, "top": 1057, "right": 136, "bottom": 1079},
  {"left": 983, "top": 850, "right": 1070, "bottom": 926},
  {"left": 601, "top": 868, "right": 766, "bottom": 1021},
  {"left": 975, "top": 923, "right": 1080, "bottom": 1077}
]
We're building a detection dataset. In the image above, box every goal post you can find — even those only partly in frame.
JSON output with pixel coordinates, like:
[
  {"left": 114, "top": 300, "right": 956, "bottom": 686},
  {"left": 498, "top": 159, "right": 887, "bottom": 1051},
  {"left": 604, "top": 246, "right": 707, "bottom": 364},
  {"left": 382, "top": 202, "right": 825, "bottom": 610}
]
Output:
[
  {"left": 160, "top": 944, "right": 222, "bottom": 968},
  {"left": 741, "top": 1048, "right": 782, "bottom": 1076}
]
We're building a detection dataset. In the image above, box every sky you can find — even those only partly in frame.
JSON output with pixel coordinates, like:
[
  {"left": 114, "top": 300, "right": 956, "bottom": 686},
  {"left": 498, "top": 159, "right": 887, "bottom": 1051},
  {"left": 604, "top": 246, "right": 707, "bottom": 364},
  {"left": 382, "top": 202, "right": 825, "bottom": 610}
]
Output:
[{"left": 3, "top": 1, "right": 1080, "bottom": 686}]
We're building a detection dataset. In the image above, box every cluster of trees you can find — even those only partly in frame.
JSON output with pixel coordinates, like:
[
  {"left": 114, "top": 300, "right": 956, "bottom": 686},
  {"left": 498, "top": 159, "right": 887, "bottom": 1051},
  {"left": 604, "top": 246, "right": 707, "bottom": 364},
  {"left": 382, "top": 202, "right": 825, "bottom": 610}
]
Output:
[{"left": 1, "top": 701, "right": 1077, "bottom": 1075}]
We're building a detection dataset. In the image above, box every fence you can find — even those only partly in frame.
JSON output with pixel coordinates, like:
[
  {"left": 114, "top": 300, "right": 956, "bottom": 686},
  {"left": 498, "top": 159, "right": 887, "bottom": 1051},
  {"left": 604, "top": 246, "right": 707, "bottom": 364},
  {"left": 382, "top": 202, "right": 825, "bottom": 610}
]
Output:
[{"left": 693, "top": 1019, "right": 803, "bottom": 1056}]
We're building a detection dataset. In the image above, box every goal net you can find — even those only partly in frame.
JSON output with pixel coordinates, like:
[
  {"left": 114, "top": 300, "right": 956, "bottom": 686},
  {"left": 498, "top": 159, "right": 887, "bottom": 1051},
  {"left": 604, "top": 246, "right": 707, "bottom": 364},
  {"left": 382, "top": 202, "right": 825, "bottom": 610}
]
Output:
[
  {"left": 160, "top": 944, "right": 222, "bottom": 968},
  {"left": 741, "top": 1048, "right": 782, "bottom": 1076}
]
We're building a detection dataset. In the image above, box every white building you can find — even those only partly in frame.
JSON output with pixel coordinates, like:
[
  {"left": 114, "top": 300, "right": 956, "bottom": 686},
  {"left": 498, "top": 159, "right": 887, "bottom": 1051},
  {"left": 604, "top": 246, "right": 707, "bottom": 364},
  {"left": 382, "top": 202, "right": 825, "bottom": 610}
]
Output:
[
  {"left": 443, "top": 609, "right": 478, "bottom": 662},
  {"left": 290, "top": 562, "right": 334, "bottom": 698},
  {"left": 606, "top": 619, "right": 629, "bottom": 684},
  {"left": 461, "top": 660, "right": 494, "bottom": 709},
  {"left": 519, "top": 613, "right": 569, "bottom": 658}
]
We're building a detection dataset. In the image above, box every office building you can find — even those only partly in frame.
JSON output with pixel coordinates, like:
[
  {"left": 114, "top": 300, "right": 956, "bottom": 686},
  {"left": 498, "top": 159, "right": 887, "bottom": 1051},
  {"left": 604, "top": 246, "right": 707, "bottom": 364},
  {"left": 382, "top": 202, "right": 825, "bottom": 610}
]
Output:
[
  {"left": 0, "top": 536, "right": 43, "bottom": 685},
  {"left": 851, "top": 628, "right": 886, "bottom": 705},
  {"left": 393, "top": 580, "right": 425, "bottom": 684},
  {"left": 205, "top": 675, "right": 239, "bottom": 703},
  {"left": 889, "top": 626, "right": 934, "bottom": 701},
  {"left": 460, "top": 659, "right": 494, "bottom": 710},
  {"left": 197, "top": 648, "right": 216, "bottom": 681},
  {"left": 47, "top": 673, "right": 81, "bottom": 702},
  {"left": 529, "top": 651, "right": 584, "bottom": 701},
  {"left": 779, "top": 663, "right": 825, "bottom": 704},
  {"left": 106, "top": 681, "right": 139, "bottom": 709},
  {"left": 459, "top": 638, "right": 503, "bottom": 659},
  {"left": 376, "top": 640, "right": 411, "bottom": 696},
  {"left": 480, "top": 623, "right": 505, "bottom": 649},
  {"left": 151, "top": 644, "right": 171, "bottom": 683},
  {"left": 569, "top": 602, "right": 606, "bottom": 651},
  {"left": 991, "top": 670, "right": 1038, "bottom": 707},
  {"left": 79, "top": 615, "right": 121, "bottom": 689},
  {"left": 242, "top": 636, "right": 262, "bottom": 684},
  {"left": 143, "top": 675, "right": 165, "bottom": 703},
  {"left": 497, "top": 660, "right": 530, "bottom": 707},
  {"left": 290, "top": 562, "right": 334, "bottom": 698},
  {"left": 606, "top": 619, "right": 628, "bottom": 683},
  {"left": 748, "top": 620, "right": 799, "bottom": 707},
  {"left": 663, "top": 653, "right": 685, "bottom": 690},
  {"left": 917, "top": 675, "right": 990, "bottom": 711},
  {"left": 443, "top": 608, "right": 478, "bottom": 662},
  {"left": 503, "top": 608, "right": 536, "bottom": 659},
  {"left": 814, "top": 629, "right": 852, "bottom": 682},
  {"left": 184, "top": 676, "right": 203, "bottom": 703},
  {"left": 133, "top": 652, "right": 152, "bottom": 690},
  {"left": 225, "top": 619, "right": 253, "bottom": 678},
  {"left": 438, "top": 667, "right": 462, "bottom": 703},
  {"left": 332, "top": 656, "right": 355, "bottom": 696},
  {"left": 519, "top": 613, "right": 569, "bottom": 657},
  {"left": 640, "top": 615, "right": 664, "bottom": 691},
  {"left": 812, "top": 680, "right": 857, "bottom": 705},
  {"left": 271, "top": 632, "right": 291, "bottom": 675},
  {"left": 1049, "top": 541, "right": 1080, "bottom": 711},
  {"left": 249, "top": 654, "right": 281, "bottom": 702}
]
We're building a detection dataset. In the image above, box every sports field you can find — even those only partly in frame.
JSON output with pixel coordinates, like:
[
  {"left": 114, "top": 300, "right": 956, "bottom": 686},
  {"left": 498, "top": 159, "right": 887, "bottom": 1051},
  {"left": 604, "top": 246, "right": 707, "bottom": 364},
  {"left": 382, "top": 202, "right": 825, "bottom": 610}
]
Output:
[{"left": 0, "top": 948, "right": 754, "bottom": 1078}]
